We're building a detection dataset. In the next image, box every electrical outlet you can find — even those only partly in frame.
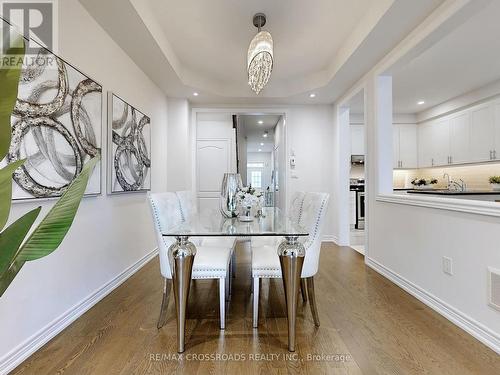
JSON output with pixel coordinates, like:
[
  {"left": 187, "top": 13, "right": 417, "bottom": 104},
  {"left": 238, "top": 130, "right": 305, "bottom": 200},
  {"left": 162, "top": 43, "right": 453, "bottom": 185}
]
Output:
[{"left": 442, "top": 256, "right": 453, "bottom": 275}]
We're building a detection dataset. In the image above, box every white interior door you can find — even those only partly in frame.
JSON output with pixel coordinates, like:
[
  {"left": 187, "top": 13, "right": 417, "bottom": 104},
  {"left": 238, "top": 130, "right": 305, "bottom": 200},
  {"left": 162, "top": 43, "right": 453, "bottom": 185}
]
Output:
[{"left": 196, "top": 139, "right": 231, "bottom": 211}]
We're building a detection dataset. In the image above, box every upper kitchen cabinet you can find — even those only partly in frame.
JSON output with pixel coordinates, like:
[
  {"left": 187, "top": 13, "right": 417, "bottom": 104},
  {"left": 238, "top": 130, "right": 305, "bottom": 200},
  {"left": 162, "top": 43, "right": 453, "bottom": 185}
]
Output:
[
  {"left": 449, "top": 112, "right": 470, "bottom": 164},
  {"left": 418, "top": 123, "right": 433, "bottom": 168},
  {"left": 432, "top": 119, "right": 451, "bottom": 166},
  {"left": 394, "top": 124, "right": 417, "bottom": 169},
  {"left": 470, "top": 103, "right": 495, "bottom": 162},
  {"left": 350, "top": 124, "right": 364, "bottom": 155},
  {"left": 495, "top": 101, "right": 500, "bottom": 158},
  {"left": 415, "top": 97, "right": 500, "bottom": 168},
  {"left": 418, "top": 119, "right": 450, "bottom": 167}
]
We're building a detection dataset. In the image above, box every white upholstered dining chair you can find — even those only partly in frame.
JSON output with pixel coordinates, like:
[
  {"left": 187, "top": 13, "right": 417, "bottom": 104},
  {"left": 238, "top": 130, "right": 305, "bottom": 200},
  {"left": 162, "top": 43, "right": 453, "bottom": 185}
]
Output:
[
  {"left": 147, "top": 192, "right": 235, "bottom": 330},
  {"left": 251, "top": 192, "right": 330, "bottom": 328},
  {"left": 250, "top": 191, "right": 306, "bottom": 248}
]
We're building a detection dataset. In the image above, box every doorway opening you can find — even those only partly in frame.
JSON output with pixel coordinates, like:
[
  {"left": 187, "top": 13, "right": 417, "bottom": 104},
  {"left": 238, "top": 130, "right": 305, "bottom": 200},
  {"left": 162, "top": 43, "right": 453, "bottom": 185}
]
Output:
[
  {"left": 235, "top": 114, "right": 284, "bottom": 208},
  {"left": 339, "top": 89, "right": 366, "bottom": 254}
]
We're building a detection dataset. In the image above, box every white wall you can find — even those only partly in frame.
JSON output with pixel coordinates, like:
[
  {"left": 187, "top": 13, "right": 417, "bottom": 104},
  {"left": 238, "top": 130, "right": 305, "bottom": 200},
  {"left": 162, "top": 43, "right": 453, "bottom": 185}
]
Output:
[
  {"left": 334, "top": 0, "right": 500, "bottom": 353},
  {"left": 0, "top": 0, "right": 168, "bottom": 371},
  {"left": 285, "top": 105, "right": 335, "bottom": 237},
  {"left": 167, "top": 98, "right": 190, "bottom": 191}
]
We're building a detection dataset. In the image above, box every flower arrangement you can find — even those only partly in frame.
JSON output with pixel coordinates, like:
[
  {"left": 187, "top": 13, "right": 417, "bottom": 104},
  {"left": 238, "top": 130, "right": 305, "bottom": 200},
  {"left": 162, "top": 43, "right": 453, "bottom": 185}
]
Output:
[
  {"left": 489, "top": 176, "right": 500, "bottom": 191},
  {"left": 411, "top": 178, "right": 438, "bottom": 187},
  {"left": 237, "top": 185, "right": 263, "bottom": 208}
]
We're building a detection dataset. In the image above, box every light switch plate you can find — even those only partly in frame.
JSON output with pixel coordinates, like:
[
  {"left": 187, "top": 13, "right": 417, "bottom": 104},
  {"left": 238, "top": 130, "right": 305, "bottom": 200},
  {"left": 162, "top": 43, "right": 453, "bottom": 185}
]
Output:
[{"left": 442, "top": 256, "right": 453, "bottom": 275}]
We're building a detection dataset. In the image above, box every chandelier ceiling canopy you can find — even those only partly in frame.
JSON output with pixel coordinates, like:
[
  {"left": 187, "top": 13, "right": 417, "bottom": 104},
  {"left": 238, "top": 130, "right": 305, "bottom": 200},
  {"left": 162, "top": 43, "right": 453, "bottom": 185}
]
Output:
[{"left": 247, "top": 13, "right": 273, "bottom": 95}]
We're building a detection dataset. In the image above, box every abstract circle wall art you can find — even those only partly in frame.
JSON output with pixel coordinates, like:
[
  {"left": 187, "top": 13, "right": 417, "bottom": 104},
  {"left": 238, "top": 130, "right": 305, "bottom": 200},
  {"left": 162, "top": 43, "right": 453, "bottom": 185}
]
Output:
[
  {"left": 108, "top": 93, "right": 151, "bottom": 193},
  {"left": 3, "top": 34, "right": 102, "bottom": 200}
]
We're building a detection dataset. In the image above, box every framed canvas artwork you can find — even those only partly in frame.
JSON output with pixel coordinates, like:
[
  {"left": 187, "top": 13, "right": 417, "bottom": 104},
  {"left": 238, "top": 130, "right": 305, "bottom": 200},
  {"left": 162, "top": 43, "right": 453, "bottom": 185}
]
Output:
[
  {"left": 3, "top": 21, "right": 102, "bottom": 200},
  {"left": 108, "top": 93, "right": 151, "bottom": 193}
]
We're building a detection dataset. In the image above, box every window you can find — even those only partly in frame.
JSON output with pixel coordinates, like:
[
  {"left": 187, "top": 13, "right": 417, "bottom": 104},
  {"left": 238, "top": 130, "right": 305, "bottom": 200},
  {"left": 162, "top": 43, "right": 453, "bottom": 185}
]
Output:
[
  {"left": 247, "top": 162, "right": 265, "bottom": 168},
  {"left": 250, "top": 171, "right": 262, "bottom": 188}
]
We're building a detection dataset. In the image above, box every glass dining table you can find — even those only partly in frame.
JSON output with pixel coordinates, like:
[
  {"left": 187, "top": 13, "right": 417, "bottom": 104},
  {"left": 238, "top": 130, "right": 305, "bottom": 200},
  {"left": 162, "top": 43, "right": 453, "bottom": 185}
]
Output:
[{"left": 162, "top": 207, "right": 309, "bottom": 353}]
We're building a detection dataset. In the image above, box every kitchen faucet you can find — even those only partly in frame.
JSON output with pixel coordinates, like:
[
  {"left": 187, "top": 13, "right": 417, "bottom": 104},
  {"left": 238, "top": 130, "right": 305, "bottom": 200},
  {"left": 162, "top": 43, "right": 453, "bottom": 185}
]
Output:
[
  {"left": 443, "top": 173, "right": 450, "bottom": 188},
  {"left": 443, "top": 173, "right": 466, "bottom": 191}
]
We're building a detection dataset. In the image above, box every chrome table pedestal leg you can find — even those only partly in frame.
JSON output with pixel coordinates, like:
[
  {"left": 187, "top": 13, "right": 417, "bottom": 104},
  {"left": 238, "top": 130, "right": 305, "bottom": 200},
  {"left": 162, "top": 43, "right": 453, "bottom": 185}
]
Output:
[
  {"left": 278, "top": 236, "right": 305, "bottom": 352},
  {"left": 169, "top": 236, "right": 196, "bottom": 353},
  {"left": 157, "top": 278, "right": 172, "bottom": 329}
]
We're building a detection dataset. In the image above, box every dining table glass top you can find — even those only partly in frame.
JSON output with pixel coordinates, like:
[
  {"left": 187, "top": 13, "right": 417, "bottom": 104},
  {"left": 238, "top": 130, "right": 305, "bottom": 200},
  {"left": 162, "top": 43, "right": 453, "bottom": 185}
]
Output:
[{"left": 161, "top": 207, "right": 309, "bottom": 237}]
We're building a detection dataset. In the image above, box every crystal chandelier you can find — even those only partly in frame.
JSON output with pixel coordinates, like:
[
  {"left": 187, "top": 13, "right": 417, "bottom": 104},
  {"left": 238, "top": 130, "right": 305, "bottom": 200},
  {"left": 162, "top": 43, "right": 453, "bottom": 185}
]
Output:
[{"left": 247, "top": 13, "right": 273, "bottom": 95}]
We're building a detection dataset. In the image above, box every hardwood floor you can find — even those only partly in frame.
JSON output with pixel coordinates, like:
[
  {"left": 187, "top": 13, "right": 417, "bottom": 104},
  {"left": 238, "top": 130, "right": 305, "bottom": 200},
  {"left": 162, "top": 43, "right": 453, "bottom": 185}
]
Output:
[{"left": 11, "top": 243, "right": 500, "bottom": 375}]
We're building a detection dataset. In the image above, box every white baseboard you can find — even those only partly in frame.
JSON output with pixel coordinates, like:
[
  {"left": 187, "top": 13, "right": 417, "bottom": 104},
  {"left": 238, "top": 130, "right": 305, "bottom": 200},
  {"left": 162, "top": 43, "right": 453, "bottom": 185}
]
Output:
[
  {"left": 322, "top": 234, "right": 337, "bottom": 243},
  {"left": 0, "top": 247, "right": 159, "bottom": 375},
  {"left": 365, "top": 257, "right": 500, "bottom": 355}
]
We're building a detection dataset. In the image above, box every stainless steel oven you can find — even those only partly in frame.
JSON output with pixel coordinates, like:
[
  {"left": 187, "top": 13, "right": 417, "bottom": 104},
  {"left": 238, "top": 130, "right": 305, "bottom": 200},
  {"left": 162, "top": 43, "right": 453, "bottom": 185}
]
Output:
[{"left": 356, "top": 191, "right": 365, "bottom": 230}]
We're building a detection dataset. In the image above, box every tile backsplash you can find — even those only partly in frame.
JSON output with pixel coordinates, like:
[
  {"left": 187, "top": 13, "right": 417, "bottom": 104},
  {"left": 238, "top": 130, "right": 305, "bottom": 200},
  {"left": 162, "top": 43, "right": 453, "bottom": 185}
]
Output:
[{"left": 393, "top": 163, "right": 500, "bottom": 190}]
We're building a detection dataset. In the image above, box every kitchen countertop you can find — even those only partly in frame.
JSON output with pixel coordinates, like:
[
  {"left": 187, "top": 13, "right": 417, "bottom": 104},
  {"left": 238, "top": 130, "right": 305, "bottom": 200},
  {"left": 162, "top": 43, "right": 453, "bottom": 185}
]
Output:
[{"left": 405, "top": 189, "right": 500, "bottom": 195}]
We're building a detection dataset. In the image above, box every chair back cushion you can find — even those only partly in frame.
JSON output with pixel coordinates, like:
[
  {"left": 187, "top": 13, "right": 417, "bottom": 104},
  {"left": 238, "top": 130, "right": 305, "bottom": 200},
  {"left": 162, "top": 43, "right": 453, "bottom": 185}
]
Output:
[
  {"left": 147, "top": 192, "right": 183, "bottom": 278},
  {"left": 176, "top": 190, "right": 198, "bottom": 221},
  {"left": 299, "top": 192, "right": 330, "bottom": 278},
  {"left": 288, "top": 191, "right": 305, "bottom": 224}
]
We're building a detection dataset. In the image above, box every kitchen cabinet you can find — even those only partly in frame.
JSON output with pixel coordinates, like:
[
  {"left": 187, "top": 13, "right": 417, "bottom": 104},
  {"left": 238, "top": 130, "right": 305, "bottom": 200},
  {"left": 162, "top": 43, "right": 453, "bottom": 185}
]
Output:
[
  {"left": 470, "top": 103, "right": 496, "bottom": 162},
  {"left": 350, "top": 124, "right": 364, "bottom": 155},
  {"left": 449, "top": 112, "right": 470, "bottom": 164},
  {"left": 418, "top": 99, "right": 500, "bottom": 168},
  {"left": 399, "top": 125, "right": 418, "bottom": 168},
  {"left": 431, "top": 119, "right": 450, "bottom": 166},
  {"left": 418, "top": 123, "right": 433, "bottom": 168},
  {"left": 495, "top": 101, "right": 500, "bottom": 159},
  {"left": 418, "top": 118, "right": 450, "bottom": 167},
  {"left": 393, "top": 124, "right": 417, "bottom": 168},
  {"left": 399, "top": 97, "right": 500, "bottom": 170},
  {"left": 393, "top": 127, "right": 400, "bottom": 169}
]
